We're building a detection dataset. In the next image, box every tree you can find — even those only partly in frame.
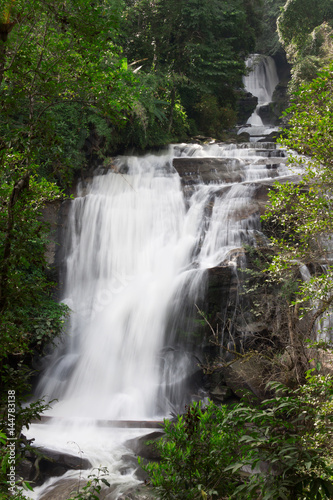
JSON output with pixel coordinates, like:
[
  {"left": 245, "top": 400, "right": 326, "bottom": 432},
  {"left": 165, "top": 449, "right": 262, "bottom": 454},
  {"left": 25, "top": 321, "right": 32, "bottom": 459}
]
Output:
[
  {"left": 121, "top": 0, "right": 262, "bottom": 135},
  {"left": 255, "top": 0, "right": 285, "bottom": 55},
  {"left": 262, "top": 62, "right": 333, "bottom": 373},
  {"left": 277, "top": 0, "right": 333, "bottom": 90},
  {"left": 0, "top": 0, "right": 138, "bottom": 182}
]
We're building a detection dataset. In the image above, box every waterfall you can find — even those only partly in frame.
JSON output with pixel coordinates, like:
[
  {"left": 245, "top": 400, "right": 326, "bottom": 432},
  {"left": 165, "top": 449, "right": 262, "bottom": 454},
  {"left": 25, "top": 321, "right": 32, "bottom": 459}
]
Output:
[
  {"left": 239, "top": 54, "right": 280, "bottom": 140},
  {"left": 36, "top": 151, "right": 206, "bottom": 419},
  {"left": 25, "top": 141, "right": 300, "bottom": 499}
]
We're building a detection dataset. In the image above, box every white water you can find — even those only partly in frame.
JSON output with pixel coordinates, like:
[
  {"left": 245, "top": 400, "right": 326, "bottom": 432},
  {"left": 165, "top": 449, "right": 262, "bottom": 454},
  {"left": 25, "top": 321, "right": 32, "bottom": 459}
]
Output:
[
  {"left": 239, "top": 54, "right": 280, "bottom": 140},
  {"left": 37, "top": 153, "right": 192, "bottom": 420},
  {"left": 24, "top": 141, "right": 302, "bottom": 499}
]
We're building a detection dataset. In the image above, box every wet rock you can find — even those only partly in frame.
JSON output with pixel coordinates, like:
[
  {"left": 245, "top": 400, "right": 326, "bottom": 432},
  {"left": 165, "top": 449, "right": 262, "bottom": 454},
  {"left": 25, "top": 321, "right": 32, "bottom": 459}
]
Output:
[
  {"left": 39, "top": 477, "right": 124, "bottom": 500},
  {"left": 16, "top": 459, "right": 35, "bottom": 483},
  {"left": 236, "top": 91, "right": 258, "bottom": 124},
  {"left": 39, "top": 479, "right": 83, "bottom": 500},
  {"left": 173, "top": 157, "right": 245, "bottom": 184},
  {"left": 206, "top": 266, "right": 238, "bottom": 332},
  {"left": 32, "top": 447, "right": 92, "bottom": 486},
  {"left": 237, "top": 131, "right": 251, "bottom": 142},
  {"left": 125, "top": 431, "right": 165, "bottom": 461},
  {"left": 120, "top": 454, "right": 148, "bottom": 482},
  {"left": 258, "top": 130, "right": 282, "bottom": 143}
]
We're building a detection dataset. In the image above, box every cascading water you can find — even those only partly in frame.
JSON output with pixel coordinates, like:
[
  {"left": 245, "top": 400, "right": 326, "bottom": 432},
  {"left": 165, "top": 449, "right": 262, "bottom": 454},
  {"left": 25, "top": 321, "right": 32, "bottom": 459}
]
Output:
[
  {"left": 238, "top": 54, "right": 280, "bottom": 140},
  {"left": 36, "top": 152, "right": 198, "bottom": 420},
  {"left": 24, "top": 140, "right": 303, "bottom": 499}
]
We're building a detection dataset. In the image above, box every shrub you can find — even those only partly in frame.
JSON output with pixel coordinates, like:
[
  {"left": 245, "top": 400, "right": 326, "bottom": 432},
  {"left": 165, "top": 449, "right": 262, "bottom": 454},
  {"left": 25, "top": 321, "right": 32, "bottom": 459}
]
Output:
[
  {"left": 145, "top": 371, "right": 333, "bottom": 499},
  {"left": 143, "top": 401, "right": 244, "bottom": 499}
]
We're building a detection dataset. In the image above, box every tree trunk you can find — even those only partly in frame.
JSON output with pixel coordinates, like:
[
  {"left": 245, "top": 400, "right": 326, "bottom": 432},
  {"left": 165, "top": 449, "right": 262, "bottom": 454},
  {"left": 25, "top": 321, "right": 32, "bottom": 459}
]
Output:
[
  {"left": 0, "top": 172, "right": 30, "bottom": 313},
  {"left": 0, "top": 41, "right": 6, "bottom": 87},
  {"left": 287, "top": 304, "right": 307, "bottom": 384},
  {"left": 168, "top": 86, "right": 176, "bottom": 134}
]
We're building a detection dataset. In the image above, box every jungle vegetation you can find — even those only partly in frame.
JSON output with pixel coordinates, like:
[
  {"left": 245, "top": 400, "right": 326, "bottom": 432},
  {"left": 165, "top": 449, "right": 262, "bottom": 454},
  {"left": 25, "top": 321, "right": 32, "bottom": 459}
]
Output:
[{"left": 1, "top": 0, "right": 333, "bottom": 498}]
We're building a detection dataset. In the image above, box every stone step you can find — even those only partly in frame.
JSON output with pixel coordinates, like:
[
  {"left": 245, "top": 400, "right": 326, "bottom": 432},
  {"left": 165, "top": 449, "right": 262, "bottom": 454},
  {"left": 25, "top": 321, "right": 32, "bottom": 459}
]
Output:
[{"left": 33, "top": 416, "right": 166, "bottom": 428}]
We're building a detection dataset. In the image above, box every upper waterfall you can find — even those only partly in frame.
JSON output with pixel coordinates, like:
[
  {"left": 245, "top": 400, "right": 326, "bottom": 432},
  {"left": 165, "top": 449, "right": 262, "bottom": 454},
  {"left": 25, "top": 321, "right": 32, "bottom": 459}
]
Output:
[{"left": 239, "top": 54, "right": 280, "bottom": 140}]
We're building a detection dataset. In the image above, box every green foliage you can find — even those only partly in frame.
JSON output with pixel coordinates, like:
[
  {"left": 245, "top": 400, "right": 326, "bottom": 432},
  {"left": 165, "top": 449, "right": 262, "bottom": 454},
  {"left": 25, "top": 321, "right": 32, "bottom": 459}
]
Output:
[
  {"left": 277, "top": 0, "right": 333, "bottom": 52},
  {"left": 277, "top": 0, "right": 333, "bottom": 90},
  {"left": 67, "top": 467, "right": 111, "bottom": 500},
  {"left": 121, "top": 0, "right": 262, "bottom": 136},
  {"left": 228, "top": 373, "right": 333, "bottom": 499},
  {"left": 0, "top": 0, "right": 138, "bottom": 185},
  {"left": 145, "top": 373, "right": 333, "bottom": 499},
  {"left": 193, "top": 95, "right": 237, "bottom": 137},
  {"left": 261, "top": 62, "right": 333, "bottom": 335},
  {"left": 0, "top": 153, "right": 69, "bottom": 374},
  {"left": 255, "top": 0, "right": 285, "bottom": 55},
  {"left": 143, "top": 401, "right": 244, "bottom": 499}
]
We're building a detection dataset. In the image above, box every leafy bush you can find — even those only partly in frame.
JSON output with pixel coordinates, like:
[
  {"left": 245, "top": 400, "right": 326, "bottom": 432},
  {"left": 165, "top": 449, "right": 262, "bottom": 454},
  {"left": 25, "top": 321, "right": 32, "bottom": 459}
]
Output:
[
  {"left": 145, "top": 371, "right": 333, "bottom": 499},
  {"left": 143, "top": 401, "right": 244, "bottom": 499}
]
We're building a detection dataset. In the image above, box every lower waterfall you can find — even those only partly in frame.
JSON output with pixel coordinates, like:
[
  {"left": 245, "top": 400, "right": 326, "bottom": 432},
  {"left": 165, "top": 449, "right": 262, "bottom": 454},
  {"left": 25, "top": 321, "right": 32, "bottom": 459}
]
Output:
[{"left": 24, "top": 141, "right": 300, "bottom": 499}]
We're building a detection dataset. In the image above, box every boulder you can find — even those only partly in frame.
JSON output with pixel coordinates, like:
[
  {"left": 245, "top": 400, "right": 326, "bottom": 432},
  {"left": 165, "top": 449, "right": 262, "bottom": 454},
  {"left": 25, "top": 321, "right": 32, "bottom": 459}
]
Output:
[
  {"left": 236, "top": 91, "right": 258, "bottom": 124},
  {"left": 125, "top": 431, "right": 165, "bottom": 461},
  {"left": 40, "top": 479, "right": 86, "bottom": 500},
  {"left": 208, "top": 385, "right": 233, "bottom": 403},
  {"left": 222, "top": 355, "right": 271, "bottom": 400},
  {"left": 27, "top": 447, "right": 92, "bottom": 486},
  {"left": 39, "top": 477, "right": 120, "bottom": 500}
]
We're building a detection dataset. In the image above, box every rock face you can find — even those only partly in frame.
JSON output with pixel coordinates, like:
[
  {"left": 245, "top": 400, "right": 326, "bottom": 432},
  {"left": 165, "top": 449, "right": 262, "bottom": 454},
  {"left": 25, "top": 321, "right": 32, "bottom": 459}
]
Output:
[
  {"left": 172, "top": 141, "right": 296, "bottom": 400},
  {"left": 173, "top": 157, "right": 246, "bottom": 184},
  {"left": 236, "top": 90, "right": 258, "bottom": 124},
  {"left": 173, "top": 156, "right": 280, "bottom": 187},
  {"left": 222, "top": 356, "right": 272, "bottom": 400},
  {"left": 39, "top": 479, "right": 84, "bottom": 500}
]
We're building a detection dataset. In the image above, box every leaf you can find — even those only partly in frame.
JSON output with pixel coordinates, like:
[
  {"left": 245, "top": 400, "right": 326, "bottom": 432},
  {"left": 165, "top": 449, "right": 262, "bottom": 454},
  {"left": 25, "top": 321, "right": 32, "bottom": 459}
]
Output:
[
  {"left": 224, "top": 462, "right": 245, "bottom": 474},
  {"left": 0, "top": 431, "right": 7, "bottom": 445},
  {"left": 22, "top": 481, "right": 34, "bottom": 491},
  {"left": 101, "top": 478, "right": 111, "bottom": 487}
]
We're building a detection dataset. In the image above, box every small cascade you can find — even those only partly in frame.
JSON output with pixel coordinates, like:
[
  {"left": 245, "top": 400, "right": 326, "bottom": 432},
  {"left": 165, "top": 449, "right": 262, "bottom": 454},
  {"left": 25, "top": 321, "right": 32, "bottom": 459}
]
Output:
[
  {"left": 239, "top": 54, "right": 280, "bottom": 140},
  {"left": 25, "top": 140, "right": 302, "bottom": 499}
]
